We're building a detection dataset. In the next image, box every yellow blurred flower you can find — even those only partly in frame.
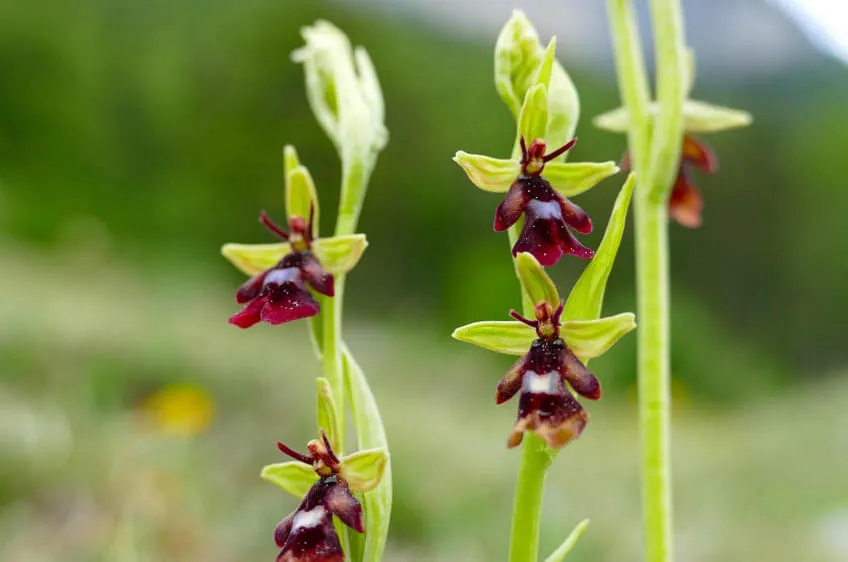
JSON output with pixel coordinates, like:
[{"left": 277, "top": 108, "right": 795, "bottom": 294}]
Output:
[{"left": 142, "top": 383, "right": 214, "bottom": 437}]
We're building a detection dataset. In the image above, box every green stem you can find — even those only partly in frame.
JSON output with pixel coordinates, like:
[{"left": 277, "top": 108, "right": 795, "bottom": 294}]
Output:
[
  {"left": 321, "top": 283, "right": 345, "bottom": 449},
  {"left": 607, "top": 2, "right": 684, "bottom": 561},
  {"left": 506, "top": 222, "right": 551, "bottom": 562},
  {"left": 633, "top": 196, "right": 672, "bottom": 562}
]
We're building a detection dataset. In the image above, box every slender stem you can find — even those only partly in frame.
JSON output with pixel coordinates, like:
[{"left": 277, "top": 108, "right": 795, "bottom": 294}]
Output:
[
  {"left": 509, "top": 432, "right": 553, "bottom": 562},
  {"left": 633, "top": 196, "right": 672, "bottom": 562},
  {"left": 321, "top": 285, "right": 345, "bottom": 449},
  {"left": 607, "top": 1, "right": 684, "bottom": 561},
  {"left": 607, "top": 0, "right": 651, "bottom": 171},
  {"left": 506, "top": 220, "right": 551, "bottom": 562}
]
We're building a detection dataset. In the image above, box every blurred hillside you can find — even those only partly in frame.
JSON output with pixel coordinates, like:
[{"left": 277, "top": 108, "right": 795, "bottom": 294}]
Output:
[{"left": 1, "top": 0, "right": 848, "bottom": 398}]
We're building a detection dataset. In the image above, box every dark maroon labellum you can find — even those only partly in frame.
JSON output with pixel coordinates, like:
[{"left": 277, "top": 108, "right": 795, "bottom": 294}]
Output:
[
  {"left": 229, "top": 208, "right": 334, "bottom": 328},
  {"left": 498, "top": 302, "right": 601, "bottom": 449},
  {"left": 494, "top": 137, "right": 594, "bottom": 267}
]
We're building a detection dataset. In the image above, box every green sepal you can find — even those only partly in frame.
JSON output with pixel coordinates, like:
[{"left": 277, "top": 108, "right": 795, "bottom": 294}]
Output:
[
  {"left": 312, "top": 234, "right": 368, "bottom": 275},
  {"left": 562, "top": 313, "right": 636, "bottom": 362},
  {"left": 353, "top": 47, "right": 388, "bottom": 151},
  {"left": 339, "top": 448, "right": 388, "bottom": 494},
  {"left": 260, "top": 461, "right": 318, "bottom": 499},
  {"left": 285, "top": 153, "right": 320, "bottom": 233},
  {"left": 453, "top": 152, "right": 520, "bottom": 193},
  {"left": 451, "top": 320, "right": 535, "bottom": 356},
  {"left": 221, "top": 242, "right": 290, "bottom": 276},
  {"left": 516, "top": 252, "right": 560, "bottom": 308},
  {"left": 536, "top": 37, "right": 556, "bottom": 90},
  {"left": 564, "top": 174, "right": 635, "bottom": 322},
  {"left": 544, "top": 519, "right": 590, "bottom": 562},
  {"left": 315, "top": 377, "right": 341, "bottom": 454},
  {"left": 544, "top": 161, "right": 620, "bottom": 198},
  {"left": 593, "top": 99, "right": 752, "bottom": 134},
  {"left": 221, "top": 234, "right": 367, "bottom": 277},
  {"left": 518, "top": 84, "right": 548, "bottom": 145},
  {"left": 343, "top": 345, "right": 391, "bottom": 562}
]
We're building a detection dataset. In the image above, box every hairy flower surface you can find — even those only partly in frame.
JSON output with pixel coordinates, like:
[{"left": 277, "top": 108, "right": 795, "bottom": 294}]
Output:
[
  {"left": 499, "top": 301, "right": 601, "bottom": 449},
  {"left": 273, "top": 435, "right": 364, "bottom": 562},
  {"left": 495, "top": 137, "right": 594, "bottom": 266},
  {"left": 229, "top": 209, "right": 334, "bottom": 328}
]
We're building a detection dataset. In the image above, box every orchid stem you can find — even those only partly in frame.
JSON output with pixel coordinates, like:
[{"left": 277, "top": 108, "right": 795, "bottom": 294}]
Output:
[{"left": 606, "top": 0, "right": 686, "bottom": 561}]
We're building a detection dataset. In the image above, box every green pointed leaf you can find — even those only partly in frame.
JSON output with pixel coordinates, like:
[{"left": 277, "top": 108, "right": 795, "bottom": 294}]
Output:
[
  {"left": 518, "top": 84, "right": 548, "bottom": 144},
  {"left": 564, "top": 174, "right": 635, "bottom": 322},
  {"left": 562, "top": 313, "right": 636, "bottom": 362},
  {"left": 453, "top": 152, "right": 519, "bottom": 193},
  {"left": 544, "top": 519, "right": 590, "bottom": 562},
  {"left": 545, "top": 57, "right": 580, "bottom": 153},
  {"left": 283, "top": 144, "right": 301, "bottom": 176},
  {"left": 312, "top": 234, "right": 368, "bottom": 275},
  {"left": 339, "top": 448, "right": 388, "bottom": 494},
  {"left": 452, "top": 321, "right": 535, "bottom": 355},
  {"left": 516, "top": 252, "right": 560, "bottom": 307},
  {"left": 316, "top": 377, "right": 341, "bottom": 454},
  {"left": 260, "top": 461, "right": 318, "bottom": 499},
  {"left": 221, "top": 242, "right": 291, "bottom": 276},
  {"left": 594, "top": 100, "right": 751, "bottom": 134},
  {"left": 544, "top": 161, "right": 620, "bottom": 198},
  {"left": 286, "top": 165, "right": 319, "bottom": 231},
  {"left": 343, "top": 345, "right": 391, "bottom": 562}
]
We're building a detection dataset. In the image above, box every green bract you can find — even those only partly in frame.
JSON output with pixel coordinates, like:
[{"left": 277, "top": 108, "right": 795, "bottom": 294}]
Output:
[
  {"left": 339, "top": 448, "right": 389, "bottom": 494},
  {"left": 285, "top": 148, "right": 320, "bottom": 230},
  {"left": 564, "top": 174, "right": 635, "bottom": 322},
  {"left": 495, "top": 10, "right": 579, "bottom": 149},
  {"left": 544, "top": 519, "right": 590, "bottom": 562},
  {"left": 516, "top": 252, "right": 560, "bottom": 307},
  {"left": 316, "top": 377, "right": 341, "bottom": 455},
  {"left": 594, "top": 99, "right": 751, "bottom": 134},
  {"left": 343, "top": 346, "right": 392, "bottom": 562},
  {"left": 260, "top": 461, "right": 318, "bottom": 498},
  {"left": 518, "top": 84, "right": 549, "bottom": 145}
]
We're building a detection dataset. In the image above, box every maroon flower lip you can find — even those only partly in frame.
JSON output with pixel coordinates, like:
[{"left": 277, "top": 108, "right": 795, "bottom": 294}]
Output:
[
  {"left": 494, "top": 137, "right": 594, "bottom": 267},
  {"left": 229, "top": 208, "right": 334, "bottom": 329},
  {"left": 497, "top": 301, "right": 601, "bottom": 449},
  {"left": 273, "top": 435, "right": 364, "bottom": 562}
]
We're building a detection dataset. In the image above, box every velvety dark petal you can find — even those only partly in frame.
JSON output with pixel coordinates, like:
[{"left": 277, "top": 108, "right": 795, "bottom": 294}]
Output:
[
  {"left": 507, "top": 371, "right": 588, "bottom": 449},
  {"left": 496, "top": 354, "right": 529, "bottom": 404},
  {"left": 494, "top": 180, "right": 531, "bottom": 232},
  {"left": 275, "top": 513, "right": 295, "bottom": 547},
  {"left": 558, "top": 197, "right": 593, "bottom": 234},
  {"left": 669, "top": 171, "right": 703, "bottom": 228},
  {"left": 556, "top": 219, "right": 595, "bottom": 260},
  {"left": 324, "top": 485, "right": 364, "bottom": 533},
  {"left": 681, "top": 135, "right": 717, "bottom": 174},
  {"left": 228, "top": 296, "right": 267, "bottom": 329},
  {"left": 300, "top": 254, "right": 335, "bottom": 297},
  {"left": 261, "top": 284, "right": 320, "bottom": 325},
  {"left": 235, "top": 270, "right": 269, "bottom": 303},
  {"left": 277, "top": 505, "right": 343, "bottom": 562},
  {"left": 559, "top": 347, "right": 601, "bottom": 400},
  {"left": 513, "top": 212, "right": 564, "bottom": 267}
]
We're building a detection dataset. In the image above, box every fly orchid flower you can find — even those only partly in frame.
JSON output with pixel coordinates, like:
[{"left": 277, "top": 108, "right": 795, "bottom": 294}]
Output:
[
  {"left": 452, "top": 250, "right": 636, "bottom": 449},
  {"left": 494, "top": 136, "right": 594, "bottom": 265},
  {"left": 595, "top": 53, "right": 750, "bottom": 227},
  {"left": 222, "top": 146, "right": 368, "bottom": 328},
  {"left": 261, "top": 378, "right": 388, "bottom": 562},
  {"left": 229, "top": 208, "right": 333, "bottom": 328}
]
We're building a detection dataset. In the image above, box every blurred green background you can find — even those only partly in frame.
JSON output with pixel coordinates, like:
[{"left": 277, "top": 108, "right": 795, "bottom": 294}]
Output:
[{"left": 2, "top": 0, "right": 847, "bottom": 560}]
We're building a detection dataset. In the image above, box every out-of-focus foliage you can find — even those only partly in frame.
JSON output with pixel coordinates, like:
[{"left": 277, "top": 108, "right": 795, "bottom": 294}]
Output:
[{"left": 1, "top": 0, "right": 847, "bottom": 398}]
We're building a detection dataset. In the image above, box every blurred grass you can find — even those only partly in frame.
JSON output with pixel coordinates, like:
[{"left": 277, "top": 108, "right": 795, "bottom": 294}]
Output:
[{"left": 1, "top": 244, "right": 847, "bottom": 561}]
